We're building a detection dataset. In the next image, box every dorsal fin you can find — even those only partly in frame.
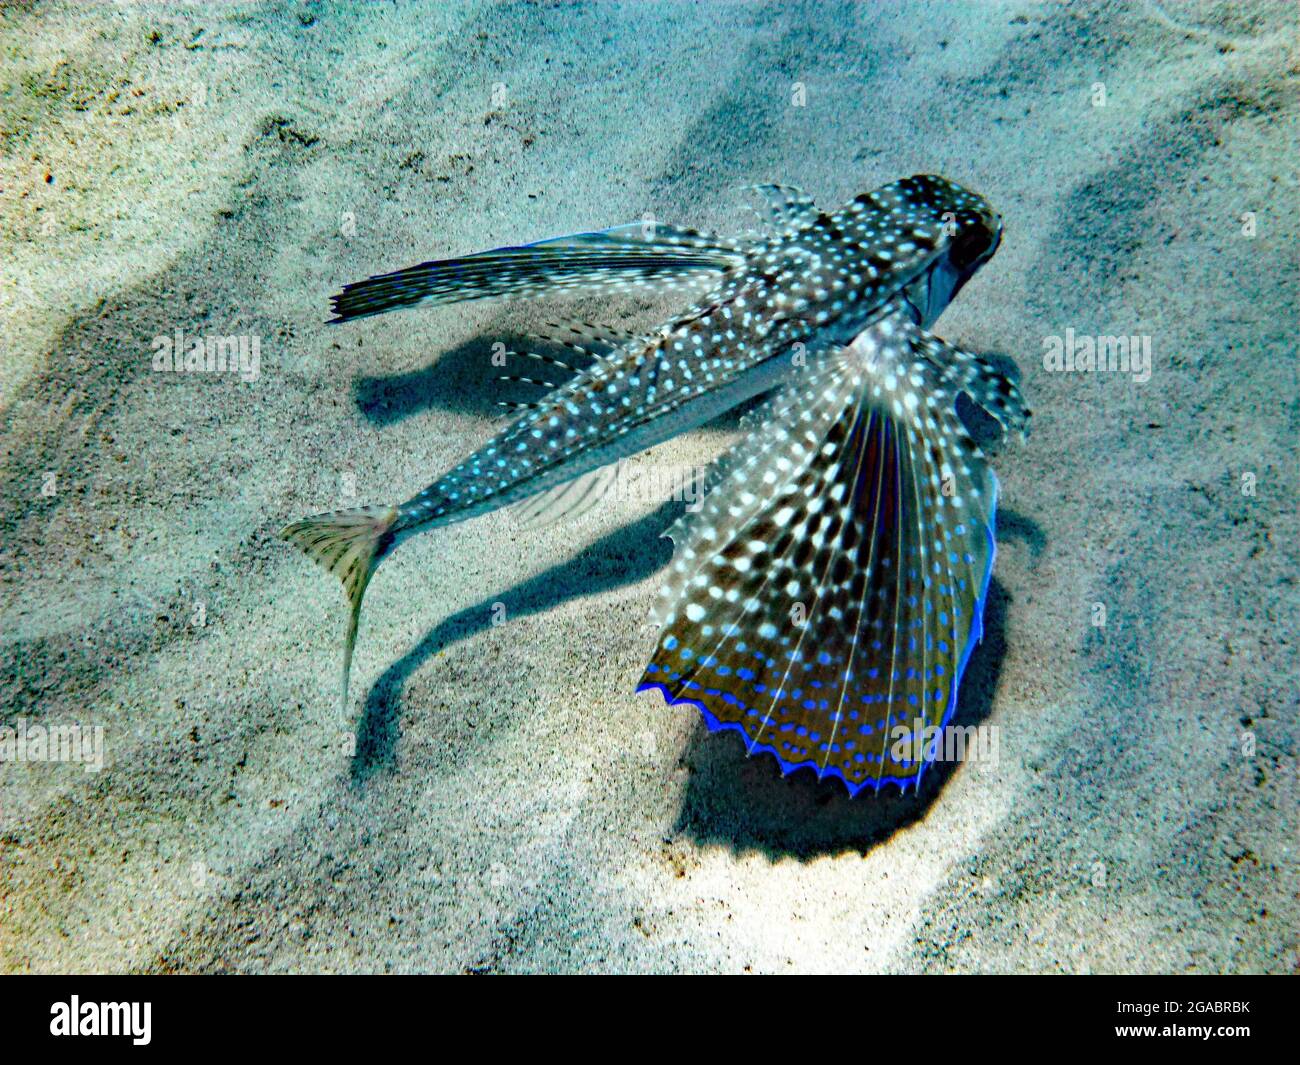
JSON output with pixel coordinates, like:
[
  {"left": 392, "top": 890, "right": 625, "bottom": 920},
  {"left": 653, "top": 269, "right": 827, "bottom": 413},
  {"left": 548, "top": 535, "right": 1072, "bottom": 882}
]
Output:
[
  {"left": 532, "top": 320, "right": 644, "bottom": 358},
  {"left": 735, "top": 184, "right": 819, "bottom": 235},
  {"left": 329, "top": 222, "right": 745, "bottom": 323}
]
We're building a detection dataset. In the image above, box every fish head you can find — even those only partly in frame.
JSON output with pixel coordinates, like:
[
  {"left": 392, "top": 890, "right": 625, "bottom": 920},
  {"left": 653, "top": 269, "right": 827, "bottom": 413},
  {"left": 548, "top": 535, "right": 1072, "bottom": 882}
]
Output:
[{"left": 897, "top": 175, "right": 1002, "bottom": 326}]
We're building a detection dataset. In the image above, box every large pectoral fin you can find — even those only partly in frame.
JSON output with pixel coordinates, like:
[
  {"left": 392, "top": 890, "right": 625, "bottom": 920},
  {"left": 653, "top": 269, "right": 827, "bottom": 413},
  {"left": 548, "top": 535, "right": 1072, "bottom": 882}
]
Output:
[{"left": 638, "top": 315, "right": 1001, "bottom": 793}]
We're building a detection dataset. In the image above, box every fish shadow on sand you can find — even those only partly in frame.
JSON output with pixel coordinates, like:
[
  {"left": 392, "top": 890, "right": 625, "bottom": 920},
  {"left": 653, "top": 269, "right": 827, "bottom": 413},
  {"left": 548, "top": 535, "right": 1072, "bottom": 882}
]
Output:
[
  {"left": 353, "top": 329, "right": 760, "bottom": 429},
  {"left": 671, "top": 508, "right": 1042, "bottom": 859},
  {"left": 351, "top": 501, "right": 679, "bottom": 785},
  {"left": 354, "top": 331, "right": 546, "bottom": 424}
]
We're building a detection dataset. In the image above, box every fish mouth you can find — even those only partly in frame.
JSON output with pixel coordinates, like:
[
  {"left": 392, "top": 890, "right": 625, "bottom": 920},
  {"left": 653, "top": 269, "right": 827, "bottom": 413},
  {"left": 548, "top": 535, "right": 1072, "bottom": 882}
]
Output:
[
  {"left": 903, "top": 257, "right": 964, "bottom": 326},
  {"left": 903, "top": 211, "right": 1002, "bottom": 326}
]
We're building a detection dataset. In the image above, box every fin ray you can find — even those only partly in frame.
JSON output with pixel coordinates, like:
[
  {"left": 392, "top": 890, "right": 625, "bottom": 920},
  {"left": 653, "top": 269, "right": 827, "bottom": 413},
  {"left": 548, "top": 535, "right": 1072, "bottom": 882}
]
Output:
[
  {"left": 280, "top": 505, "right": 399, "bottom": 710},
  {"left": 736, "top": 184, "right": 819, "bottom": 234},
  {"left": 510, "top": 462, "right": 621, "bottom": 529},
  {"left": 918, "top": 338, "right": 1032, "bottom": 441},
  {"left": 329, "top": 224, "right": 744, "bottom": 323}
]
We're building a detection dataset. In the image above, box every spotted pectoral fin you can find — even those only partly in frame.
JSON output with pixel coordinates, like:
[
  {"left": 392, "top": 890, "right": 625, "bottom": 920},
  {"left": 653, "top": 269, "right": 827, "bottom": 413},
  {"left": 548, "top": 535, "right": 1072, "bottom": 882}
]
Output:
[
  {"left": 659, "top": 387, "right": 791, "bottom": 550},
  {"left": 638, "top": 314, "right": 998, "bottom": 793},
  {"left": 329, "top": 223, "right": 746, "bottom": 323}
]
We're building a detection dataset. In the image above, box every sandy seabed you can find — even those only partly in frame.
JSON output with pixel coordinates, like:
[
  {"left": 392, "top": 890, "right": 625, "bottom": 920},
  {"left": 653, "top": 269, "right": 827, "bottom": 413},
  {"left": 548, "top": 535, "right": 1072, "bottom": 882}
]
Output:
[{"left": 1, "top": 0, "right": 1296, "bottom": 973}]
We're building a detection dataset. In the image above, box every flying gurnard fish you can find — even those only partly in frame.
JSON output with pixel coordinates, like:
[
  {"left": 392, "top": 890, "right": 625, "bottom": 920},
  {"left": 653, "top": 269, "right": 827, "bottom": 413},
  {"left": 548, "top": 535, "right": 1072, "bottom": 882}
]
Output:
[{"left": 281, "top": 175, "right": 1029, "bottom": 793}]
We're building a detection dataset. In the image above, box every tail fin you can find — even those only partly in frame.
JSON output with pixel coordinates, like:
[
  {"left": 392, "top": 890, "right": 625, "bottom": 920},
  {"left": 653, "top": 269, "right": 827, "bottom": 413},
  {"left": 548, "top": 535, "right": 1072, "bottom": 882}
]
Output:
[
  {"left": 279, "top": 504, "right": 399, "bottom": 711},
  {"left": 329, "top": 223, "right": 743, "bottom": 323}
]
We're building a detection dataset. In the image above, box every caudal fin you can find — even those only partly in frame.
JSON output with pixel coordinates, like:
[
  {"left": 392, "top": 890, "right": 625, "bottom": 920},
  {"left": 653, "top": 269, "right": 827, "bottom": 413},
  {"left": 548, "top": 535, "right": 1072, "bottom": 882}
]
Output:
[
  {"left": 279, "top": 504, "right": 399, "bottom": 711},
  {"left": 328, "top": 223, "right": 744, "bottom": 323}
]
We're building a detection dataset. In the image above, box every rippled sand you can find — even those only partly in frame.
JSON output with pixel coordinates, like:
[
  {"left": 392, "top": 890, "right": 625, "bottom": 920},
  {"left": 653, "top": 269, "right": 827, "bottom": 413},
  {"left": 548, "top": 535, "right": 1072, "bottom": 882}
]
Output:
[{"left": 1, "top": 0, "right": 1295, "bottom": 973}]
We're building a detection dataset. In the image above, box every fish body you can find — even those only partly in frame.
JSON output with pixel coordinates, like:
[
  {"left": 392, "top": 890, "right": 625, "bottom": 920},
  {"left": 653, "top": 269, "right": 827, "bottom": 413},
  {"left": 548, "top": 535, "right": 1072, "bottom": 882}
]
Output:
[
  {"left": 359, "top": 177, "right": 1000, "bottom": 538},
  {"left": 282, "top": 175, "right": 1026, "bottom": 792}
]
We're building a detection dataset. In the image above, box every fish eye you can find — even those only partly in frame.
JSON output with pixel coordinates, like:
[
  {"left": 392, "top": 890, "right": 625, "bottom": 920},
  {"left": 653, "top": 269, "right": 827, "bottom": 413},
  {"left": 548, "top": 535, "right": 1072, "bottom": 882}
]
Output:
[{"left": 949, "top": 213, "right": 1001, "bottom": 271}]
